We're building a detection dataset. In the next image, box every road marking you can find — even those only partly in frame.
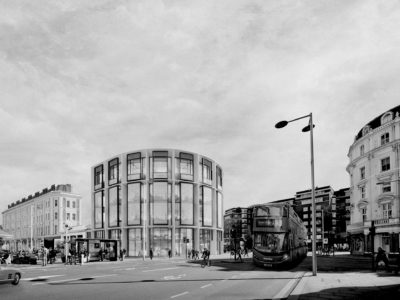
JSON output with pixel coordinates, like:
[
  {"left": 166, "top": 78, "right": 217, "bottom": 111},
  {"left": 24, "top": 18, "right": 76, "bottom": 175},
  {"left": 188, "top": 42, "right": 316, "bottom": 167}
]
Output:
[
  {"left": 201, "top": 284, "right": 212, "bottom": 289},
  {"left": 171, "top": 291, "right": 189, "bottom": 298},
  {"left": 163, "top": 274, "right": 186, "bottom": 280},
  {"left": 23, "top": 275, "right": 64, "bottom": 281},
  {"left": 143, "top": 267, "right": 181, "bottom": 272},
  {"left": 272, "top": 272, "right": 304, "bottom": 300}
]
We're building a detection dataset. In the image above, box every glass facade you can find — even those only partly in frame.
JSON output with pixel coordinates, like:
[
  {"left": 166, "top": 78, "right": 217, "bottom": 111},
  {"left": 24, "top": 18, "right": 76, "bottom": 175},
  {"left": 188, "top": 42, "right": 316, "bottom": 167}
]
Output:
[
  {"left": 92, "top": 149, "right": 223, "bottom": 258},
  {"left": 127, "top": 183, "right": 141, "bottom": 225}
]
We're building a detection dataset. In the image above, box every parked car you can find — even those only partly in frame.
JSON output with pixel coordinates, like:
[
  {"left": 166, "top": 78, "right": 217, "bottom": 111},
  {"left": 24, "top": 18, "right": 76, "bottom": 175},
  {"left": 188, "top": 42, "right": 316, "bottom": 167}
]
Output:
[
  {"left": 0, "top": 266, "right": 22, "bottom": 285},
  {"left": 11, "top": 253, "right": 37, "bottom": 265}
]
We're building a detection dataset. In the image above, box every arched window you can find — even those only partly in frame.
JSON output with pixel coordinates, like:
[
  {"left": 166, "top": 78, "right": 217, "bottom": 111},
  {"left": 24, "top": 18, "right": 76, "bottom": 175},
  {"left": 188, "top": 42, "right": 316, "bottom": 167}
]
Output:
[{"left": 381, "top": 112, "right": 393, "bottom": 125}]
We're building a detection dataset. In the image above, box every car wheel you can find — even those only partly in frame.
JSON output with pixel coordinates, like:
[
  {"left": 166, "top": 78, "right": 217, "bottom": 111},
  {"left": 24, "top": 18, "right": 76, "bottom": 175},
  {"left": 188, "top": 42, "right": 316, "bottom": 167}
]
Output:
[{"left": 12, "top": 273, "right": 21, "bottom": 285}]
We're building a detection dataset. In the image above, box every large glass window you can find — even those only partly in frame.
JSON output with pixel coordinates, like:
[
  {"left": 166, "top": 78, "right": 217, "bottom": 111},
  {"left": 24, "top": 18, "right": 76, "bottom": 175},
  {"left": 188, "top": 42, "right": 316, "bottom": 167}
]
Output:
[
  {"left": 180, "top": 183, "right": 194, "bottom": 225},
  {"left": 201, "top": 159, "right": 212, "bottom": 185},
  {"left": 108, "top": 158, "right": 119, "bottom": 185},
  {"left": 128, "top": 183, "right": 141, "bottom": 225},
  {"left": 199, "top": 229, "right": 211, "bottom": 251},
  {"left": 94, "top": 191, "right": 104, "bottom": 229},
  {"left": 381, "top": 157, "right": 390, "bottom": 172},
  {"left": 175, "top": 228, "right": 193, "bottom": 257},
  {"left": 200, "top": 186, "right": 212, "bottom": 226},
  {"left": 150, "top": 228, "right": 172, "bottom": 257},
  {"left": 127, "top": 152, "right": 142, "bottom": 181},
  {"left": 217, "top": 192, "right": 223, "bottom": 228},
  {"left": 94, "top": 165, "right": 104, "bottom": 190},
  {"left": 151, "top": 182, "right": 171, "bottom": 225},
  {"left": 216, "top": 166, "right": 222, "bottom": 189},
  {"left": 128, "top": 228, "right": 143, "bottom": 257},
  {"left": 178, "top": 153, "right": 194, "bottom": 181},
  {"left": 108, "top": 186, "right": 120, "bottom": 227},
  {"left": 152, "top": 151, "right": 169, "bottom": 179}
]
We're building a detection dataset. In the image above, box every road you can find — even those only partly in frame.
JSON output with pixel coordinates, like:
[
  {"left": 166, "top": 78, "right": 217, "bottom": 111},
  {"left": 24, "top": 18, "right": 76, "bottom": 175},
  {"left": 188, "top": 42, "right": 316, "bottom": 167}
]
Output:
[{"left": 0, "top": 257, "right": 304, "bottom": 300}]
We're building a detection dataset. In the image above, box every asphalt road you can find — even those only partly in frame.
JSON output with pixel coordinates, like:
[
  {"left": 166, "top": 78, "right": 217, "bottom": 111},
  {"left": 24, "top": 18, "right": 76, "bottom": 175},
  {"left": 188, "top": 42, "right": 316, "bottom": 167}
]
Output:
[{"left": 0, "top": 257, "right": 304, "bottom": 300}]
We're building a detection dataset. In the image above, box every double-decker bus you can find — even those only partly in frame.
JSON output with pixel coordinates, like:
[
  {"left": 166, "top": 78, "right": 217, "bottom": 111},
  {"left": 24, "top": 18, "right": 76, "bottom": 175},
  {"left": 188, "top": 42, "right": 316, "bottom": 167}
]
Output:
[{"left": 251, "top": 202, "right": 307, "bottom": 268}]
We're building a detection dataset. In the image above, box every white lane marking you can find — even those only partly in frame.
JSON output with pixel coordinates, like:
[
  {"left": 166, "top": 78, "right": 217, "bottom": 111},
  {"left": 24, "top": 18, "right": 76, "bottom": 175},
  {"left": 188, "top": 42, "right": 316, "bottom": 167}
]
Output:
[
  {"left": 171, "top": 291, "right": 189, "bottom": 298},
  {"left": 272, "top": 272, "right": 303, "bottom": 300},
  {"left": 23, "top": 275, "right": 64, "bottom": 281},
  {"left": 114, "top": 267, "right": 136, "bottom": 271},
  {"left": 164, "top": 274, "right": 186, "bottom": 280},
  {"left": 143, "top": 267, "right": 181, "bottom": 272},
  {"left": 201, "top": 284, "right": 212, "bottom": 289},
  {"left": 31, "top": 274, "right": 117, "bottom": 285}
]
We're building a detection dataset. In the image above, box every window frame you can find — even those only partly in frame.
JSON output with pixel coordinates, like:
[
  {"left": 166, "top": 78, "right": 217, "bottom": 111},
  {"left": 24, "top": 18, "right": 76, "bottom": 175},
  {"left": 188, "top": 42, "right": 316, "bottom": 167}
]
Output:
[
  {"left": 381, "top": 157, "right": 391, "bottom": 172},
  {"left": 381, "top": 132, "right": 390, "bottom": 146}
]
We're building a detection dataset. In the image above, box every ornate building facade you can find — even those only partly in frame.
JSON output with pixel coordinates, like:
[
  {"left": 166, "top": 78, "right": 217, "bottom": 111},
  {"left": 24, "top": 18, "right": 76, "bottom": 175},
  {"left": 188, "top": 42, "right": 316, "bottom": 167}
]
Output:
[{"left": 347, "top": 105, "right": 400, "bottom": 254}]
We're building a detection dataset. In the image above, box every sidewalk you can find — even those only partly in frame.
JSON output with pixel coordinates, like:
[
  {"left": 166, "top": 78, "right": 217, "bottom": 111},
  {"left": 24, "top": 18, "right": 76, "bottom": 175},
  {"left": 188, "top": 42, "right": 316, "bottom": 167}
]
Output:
[{"left": 288, "top": 253, "right": 400, "bottom": 300}]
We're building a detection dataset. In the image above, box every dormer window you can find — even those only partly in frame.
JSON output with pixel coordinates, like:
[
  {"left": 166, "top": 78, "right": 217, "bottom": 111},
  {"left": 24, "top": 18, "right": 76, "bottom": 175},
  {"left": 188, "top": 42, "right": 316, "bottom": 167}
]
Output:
[
  {"left": 362, "top": 126, "right": 371, "bottom": 136},
  {"left": 381, "top": 112, "right": 393, "bottom": 125}
]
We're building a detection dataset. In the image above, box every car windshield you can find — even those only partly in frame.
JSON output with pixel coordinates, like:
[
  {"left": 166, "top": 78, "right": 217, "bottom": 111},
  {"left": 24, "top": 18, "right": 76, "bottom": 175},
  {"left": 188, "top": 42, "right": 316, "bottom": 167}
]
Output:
[{"left": 253, "top": 233, "right": 287, "bottom": 253}]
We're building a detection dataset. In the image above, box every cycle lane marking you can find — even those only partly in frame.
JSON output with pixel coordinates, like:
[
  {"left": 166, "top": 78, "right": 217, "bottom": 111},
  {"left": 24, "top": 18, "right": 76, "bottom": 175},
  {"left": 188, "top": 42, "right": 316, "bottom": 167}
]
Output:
[
  {"left": 171, "top": 291, "right": 189, "bottom": 298},
  {"left": 31, "top": 274, "right": 118, "bottom": 285}
]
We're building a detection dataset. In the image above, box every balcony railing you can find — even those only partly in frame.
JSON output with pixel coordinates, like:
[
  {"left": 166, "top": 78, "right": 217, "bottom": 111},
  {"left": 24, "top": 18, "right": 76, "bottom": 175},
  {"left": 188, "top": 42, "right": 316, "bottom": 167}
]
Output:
[{"left": 374, "top": 217, "right": 400, "bottom": 226}]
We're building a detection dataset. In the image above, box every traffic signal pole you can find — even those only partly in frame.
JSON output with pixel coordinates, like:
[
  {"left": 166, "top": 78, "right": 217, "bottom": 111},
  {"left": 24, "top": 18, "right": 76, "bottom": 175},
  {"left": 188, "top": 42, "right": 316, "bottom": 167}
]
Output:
[{"left": 370, "top": 221, "right": 375, "bottom": 271}]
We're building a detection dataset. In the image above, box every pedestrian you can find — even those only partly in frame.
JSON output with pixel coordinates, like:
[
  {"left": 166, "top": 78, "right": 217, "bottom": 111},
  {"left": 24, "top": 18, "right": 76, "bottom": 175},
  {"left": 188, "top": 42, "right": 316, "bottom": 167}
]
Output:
[
  {"left": 149, "top": 248, "right": 153, "bottom": 260},
  {"left": 42, "top": 246, "right": 48, "bottom": 266},
  {"left": 123, "top": 248, "right": 126, "bottom": 259},
  {"left": 376, "top": 247, "right": 389, "bottom": 271},
  {"left": 99, "top": 248, "right": 103, "bottom": 261},
  {"left": 168, "top": 249, "right": 172, "bottom": 259},
  {"left": 119, "top": 249, "right": 124, "bottom": 261}
]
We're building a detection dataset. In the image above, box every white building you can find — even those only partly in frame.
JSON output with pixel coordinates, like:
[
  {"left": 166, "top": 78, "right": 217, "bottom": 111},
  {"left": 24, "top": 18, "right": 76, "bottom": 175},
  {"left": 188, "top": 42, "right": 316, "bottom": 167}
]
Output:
[
  {"left": 2, "top": 184, "right": 82, "bottom": 251},
  {"left": 347, "top": 105, "right": 400, "bottom": 254}
]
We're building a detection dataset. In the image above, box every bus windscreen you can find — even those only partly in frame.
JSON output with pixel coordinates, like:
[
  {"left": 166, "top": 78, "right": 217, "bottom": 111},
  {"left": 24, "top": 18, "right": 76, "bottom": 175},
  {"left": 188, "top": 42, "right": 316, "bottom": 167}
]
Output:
[{"left": 254, "top": 233, "right": 287, "bottom": 253}]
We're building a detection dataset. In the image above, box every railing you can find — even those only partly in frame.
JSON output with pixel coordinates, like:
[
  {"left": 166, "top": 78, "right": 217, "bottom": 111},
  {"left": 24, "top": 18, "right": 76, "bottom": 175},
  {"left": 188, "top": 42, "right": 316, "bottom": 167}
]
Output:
[{"left": 374, "top": 217, "right": 400, "bottom": 226}]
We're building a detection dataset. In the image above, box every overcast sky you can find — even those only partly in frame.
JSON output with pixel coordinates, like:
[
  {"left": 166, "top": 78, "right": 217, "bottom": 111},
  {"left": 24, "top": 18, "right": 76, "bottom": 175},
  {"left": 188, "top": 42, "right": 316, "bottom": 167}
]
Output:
[{"left": 1, "top": 0, "right": 400, "bottom": 225}]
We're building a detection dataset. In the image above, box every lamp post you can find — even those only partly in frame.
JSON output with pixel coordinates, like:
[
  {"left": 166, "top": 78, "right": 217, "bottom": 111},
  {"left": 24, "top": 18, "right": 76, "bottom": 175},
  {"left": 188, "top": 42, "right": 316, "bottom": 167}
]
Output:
[{"left": 275, "top": 113, "right": 317, "bottom": 276}]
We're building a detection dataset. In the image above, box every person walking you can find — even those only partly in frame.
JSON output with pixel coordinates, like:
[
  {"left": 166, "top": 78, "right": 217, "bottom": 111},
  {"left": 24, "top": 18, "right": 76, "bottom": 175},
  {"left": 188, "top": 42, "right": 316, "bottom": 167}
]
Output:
[
  {"left": 42, "top": 246, "right": 48, "bottom": 266},
  {"left": 168, "top": 249, "right": 172, "bottom": 259},
  {"left": 149, "top": 248, "right": 153, "bottom": 260},
  {"left": 119, "top": 249, "right": 124, "bottom": 261}
]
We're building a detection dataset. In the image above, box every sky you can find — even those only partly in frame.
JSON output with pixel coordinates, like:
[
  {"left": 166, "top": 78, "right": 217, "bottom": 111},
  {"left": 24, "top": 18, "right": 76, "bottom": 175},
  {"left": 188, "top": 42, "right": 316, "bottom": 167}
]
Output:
[{"left": 1, "top": 0, "right": 400, "bottom": 225}]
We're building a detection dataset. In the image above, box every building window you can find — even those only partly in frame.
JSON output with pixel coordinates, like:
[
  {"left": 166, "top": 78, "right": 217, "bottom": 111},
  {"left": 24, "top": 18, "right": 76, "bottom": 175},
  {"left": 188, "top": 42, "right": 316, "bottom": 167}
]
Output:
[
  {"left": 381, "top": 157, "right": 390, "bottom": 172},
  {"left": 151, "top": 182, "right": 171, "bottom": 225},
  {"left": 127, "top": 152, "right": 142, "bottom": 181},
  {"left": 108, "top": 186, "right": 120, "bottom": 227},
  {"left": 216, "top": 166, "right": 223, "bottom": 189},
  {"left": 94, "top": 191, "right": 104, "bottom": 229},
  {"left": 201, "top": 159, "right": 212, "bottom": 185},
  {"left": 178, "top": 153, "right": 194, "bottom": 181},
  {"left": 67, "top": 213, "right": 70, "bottom": 220},
  {"left": 127, "top": 183, "right": 141, "bottom": 225},
  {"left": 55, "top": 212, "right": 58, "bottom": 220},
  {"left": 381, "top": 133, "right": 390, "bottom": 146},
  {"left": 152, "top": 151, "right": 169, "bottom": 179},
  {"left": 180, "top": 183, "right": 194, "bottom": 225},
  {"left": 362, "top": 208, "right": 367, "bottom": 222},
  {"left": 360, "top": 186, "right": 365, "bottom": 199},
  {"left": 128, "top": 228, "right": 143, "bottom": 257},
  {"left": 55, "top": 199, "right": 58, "bottom": 207},
  {"left": 200, "top": 186, "right": 212, "bottom": 226},
  {"left": 217, "top": 192, "right": 223, "bottom": 228},
  {"left": 67, "top": 200, "right": 70, "bottom": 208},
  {"left": 360, "top": 145, "right": 365, "bottom": 156},
  {"left": 382, "top": 203, "right": 392, "bottom": 218},
  {"left": 360, "top": 166, "right": 365, "bottom": 180},
  {"left": 382, "top": 182, "right": 391, "bottom": 193},
  {"left": 72, "top": 213, "right": 76, "bottom": 221},
  {"left": 108, "top": 158, "right": 119, "bottom": 185},
  {"left": 94, "top": 165, "right": 104, "bottom": 189},
  {"left": 72, "top": 201, "right": 76, "bottom": 208},
  {"left": 55, "top": 225, "right": 58, "bottom": 233}
]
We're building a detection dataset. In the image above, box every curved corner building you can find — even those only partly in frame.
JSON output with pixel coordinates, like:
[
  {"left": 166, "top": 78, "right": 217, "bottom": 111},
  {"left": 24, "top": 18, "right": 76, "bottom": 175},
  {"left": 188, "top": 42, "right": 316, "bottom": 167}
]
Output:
[
  {"left": 347, "top": 105, "right": 400, "bottom": 255},
  {"left": 90, "top": 149, "right": 223, "bottom": 257}
]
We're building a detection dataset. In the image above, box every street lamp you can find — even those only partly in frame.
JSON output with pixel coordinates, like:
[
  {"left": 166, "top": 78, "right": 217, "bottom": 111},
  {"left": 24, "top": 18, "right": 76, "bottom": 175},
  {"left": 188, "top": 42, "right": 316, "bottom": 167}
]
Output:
[{"left": 275, "top": 113, "right": 317, "bottom": 276}]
